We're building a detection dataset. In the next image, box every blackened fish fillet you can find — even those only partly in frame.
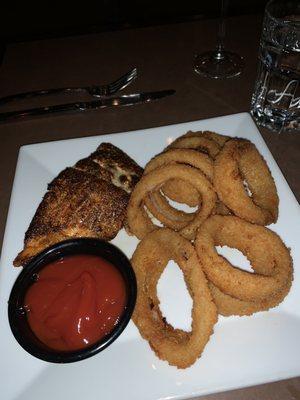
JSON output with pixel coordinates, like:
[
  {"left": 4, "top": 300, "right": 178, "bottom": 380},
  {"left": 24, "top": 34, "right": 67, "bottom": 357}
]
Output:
[{"left": 14, "top": 143, "right": 143, "bottom": 267}]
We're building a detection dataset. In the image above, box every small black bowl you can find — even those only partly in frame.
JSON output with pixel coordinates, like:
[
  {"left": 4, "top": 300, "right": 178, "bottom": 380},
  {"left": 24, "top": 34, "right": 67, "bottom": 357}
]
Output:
[{"left": 8, "top": 238, "right": 137, "bottom": 363}]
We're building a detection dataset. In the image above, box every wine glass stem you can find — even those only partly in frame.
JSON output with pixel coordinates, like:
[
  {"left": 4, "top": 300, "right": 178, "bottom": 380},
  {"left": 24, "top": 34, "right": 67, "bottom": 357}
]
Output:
[{"left": 215, "top": 0, "right": 228, "bottom": 59}]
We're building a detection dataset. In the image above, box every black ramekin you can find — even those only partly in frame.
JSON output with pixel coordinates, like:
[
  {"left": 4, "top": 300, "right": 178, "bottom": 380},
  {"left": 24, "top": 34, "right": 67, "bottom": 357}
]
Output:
[{"left": 8, "top": 238, "right": 137, "bottom": 363}]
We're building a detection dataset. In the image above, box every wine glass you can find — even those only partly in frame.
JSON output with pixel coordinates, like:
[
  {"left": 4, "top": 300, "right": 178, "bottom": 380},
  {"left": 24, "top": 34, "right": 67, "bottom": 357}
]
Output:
[{"left": 194, "top": 0, "right": 244, "bottom": 79}]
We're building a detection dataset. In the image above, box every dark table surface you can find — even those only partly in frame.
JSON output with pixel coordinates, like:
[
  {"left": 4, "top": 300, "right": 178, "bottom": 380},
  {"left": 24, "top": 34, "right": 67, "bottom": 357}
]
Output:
[{"left": 0, "top": 14, "right": 299, "bottom": 400}]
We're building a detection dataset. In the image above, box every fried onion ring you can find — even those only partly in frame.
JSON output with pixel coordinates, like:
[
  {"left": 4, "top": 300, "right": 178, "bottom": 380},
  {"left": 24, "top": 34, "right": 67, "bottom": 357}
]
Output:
[
  {"left": 167, "top": 135, "right": 221, "bottom": 159},
  {"left": 145, "top": 191, "right": 195, "bottom": 230},
  {"left": 144, "top": 148, "right": 214, "bottom": 177},
  {"left": 161, "top": 131, "right": 228, "bottom": 206},
  {"left": 175, "top": 130, "right": 230, "bottom": 147},
  {"left": 143, "top": 149, "right": 214, "bottom": 229},
  {"left": 161, "top": 179, "right": 200, "bottom": 207},
  {"left": 144, "top": 193, "right": 231, "bottom": 232},
  {"left": 214, "top": 139, "right": 279, "bottom": 225},
  {"left": 145, "top": 148, "right": 213, "bottom": 207},
  {"left": 200, "top": 131, "right": 230, "bottom": 147},
  {"left": 208, "top": 279, "right": 292, "bottom": 316},
  {"left": 212, "top": 200, "right": 232, "bottom": 216},
  {"left": 127, "top": 164, "right": 217, "bottom": 240},
  {"left": 143, "top": 148, "right": 229, "bottom": 227},
  {"left": 195, "top": 215, "right": 293, "bottom": 303},
  {"left": 131, "top": 228, "right": 217, "bottom": 368},
  {"left": 162, "top": 175, "right": 221, "bottom": 208},
  {"left": 145, "top": 148, "right": 213, "bottom": 208}
]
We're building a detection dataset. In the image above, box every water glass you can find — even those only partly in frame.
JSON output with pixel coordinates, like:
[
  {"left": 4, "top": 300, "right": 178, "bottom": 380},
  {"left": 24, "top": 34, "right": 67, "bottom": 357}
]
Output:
[{"left": 251, "top": 0, "right": 300, "bottom": 133}]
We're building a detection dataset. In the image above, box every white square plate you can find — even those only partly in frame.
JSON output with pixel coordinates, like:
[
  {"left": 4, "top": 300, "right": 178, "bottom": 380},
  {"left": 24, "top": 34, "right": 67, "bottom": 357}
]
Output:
[{"left": 1, "top": 113, "right": 300, "bottom": 400}]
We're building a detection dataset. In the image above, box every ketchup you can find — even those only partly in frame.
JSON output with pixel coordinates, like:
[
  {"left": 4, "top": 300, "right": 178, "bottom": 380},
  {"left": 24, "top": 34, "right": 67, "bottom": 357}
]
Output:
[{"left": 24, "top": 254, "right": 127, "bottom": 351}]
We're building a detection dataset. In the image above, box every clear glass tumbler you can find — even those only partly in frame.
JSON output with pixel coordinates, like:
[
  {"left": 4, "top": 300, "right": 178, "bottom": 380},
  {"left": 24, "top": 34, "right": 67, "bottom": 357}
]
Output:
[{"left": 251, "top": 0, "right": 300, "bottom": 133}]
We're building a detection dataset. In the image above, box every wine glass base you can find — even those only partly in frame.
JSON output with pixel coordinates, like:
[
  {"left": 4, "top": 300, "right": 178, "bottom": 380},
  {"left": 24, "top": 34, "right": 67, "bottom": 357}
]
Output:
[{"left": 194, "top": 51, "right": 244, "bottom": 79}]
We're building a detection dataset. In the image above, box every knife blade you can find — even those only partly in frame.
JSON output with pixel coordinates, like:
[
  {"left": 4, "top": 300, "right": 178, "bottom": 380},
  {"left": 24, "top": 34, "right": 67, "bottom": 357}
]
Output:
[{"left": 0, "top": 89, "right": 175, "bottom": 123}]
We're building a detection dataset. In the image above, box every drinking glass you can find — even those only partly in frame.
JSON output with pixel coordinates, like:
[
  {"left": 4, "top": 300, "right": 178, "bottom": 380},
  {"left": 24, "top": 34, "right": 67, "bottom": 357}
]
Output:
[
  {"left": 251, "top": 0, "right": 300, "bottom": 133},
  {"left": 194, "top": 0, "right": 244, "bottom": 79}
]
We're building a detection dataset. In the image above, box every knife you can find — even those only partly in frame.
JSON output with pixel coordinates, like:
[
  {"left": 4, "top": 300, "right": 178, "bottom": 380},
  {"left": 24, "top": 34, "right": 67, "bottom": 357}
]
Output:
[{"left": 0, "top": 89, "right": 175, "bottom": 123}]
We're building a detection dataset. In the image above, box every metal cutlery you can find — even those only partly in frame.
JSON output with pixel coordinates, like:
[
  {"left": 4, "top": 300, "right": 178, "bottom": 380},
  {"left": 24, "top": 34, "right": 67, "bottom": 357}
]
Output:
[
  {"left": 0, "top": 89, "right": 176, "bottom": 122},
  {"left": 0, "top": 68, "right": 138, "bottom": 105}
]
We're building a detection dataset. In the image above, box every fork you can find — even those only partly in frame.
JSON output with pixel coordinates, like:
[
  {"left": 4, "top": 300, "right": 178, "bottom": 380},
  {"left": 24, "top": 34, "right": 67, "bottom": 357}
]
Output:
[{"left": 0, "top": 67, "right": 138, "bottom": 105}]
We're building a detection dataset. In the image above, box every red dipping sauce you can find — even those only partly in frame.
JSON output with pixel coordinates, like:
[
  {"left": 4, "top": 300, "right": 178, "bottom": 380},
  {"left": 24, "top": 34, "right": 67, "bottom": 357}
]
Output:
[{"left": 24, "top": 254, "right": 127, "bottom": 351}]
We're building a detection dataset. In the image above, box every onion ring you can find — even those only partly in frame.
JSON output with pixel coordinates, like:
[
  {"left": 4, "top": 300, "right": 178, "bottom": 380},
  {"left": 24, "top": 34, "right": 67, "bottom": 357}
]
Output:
[
  {"left": 167, "top": 135, "right": 221, "bottom": 159},
  {"left": 143, "top": 149, "right": 214, "bottom": 229},
  {"left": 195, "top": 215, "right": 293, "bottom": 302},
  {"left": 200, "top": 131, "right": 230, "bottom": 147},
  {"left": 160, "top": 131, "right": 228, "bottom": 206},
  {"left": 174, "top": 130, "right": 230, "bottom": 147},
  {"left": 208, "top": 280, "right": 292, "bottom": 316},
  {"left": 212, "top": 200, "right": 232, "bottom": 216},
  {"left": 126, "top": 164, "right": 216, "bottom": 240},
  {"left": 144, "top": 148, "right": 214, "bottom": 177},
  {"left": 214, "top": 139, "right": 279, "bottom": 225},
  {"left": 144, "top": 194, "right": 231, "bottom": 232},
  {"left": 161, "top": 179, "right": 200, "bottom": 207},
  {"left": 131, "top": 228, "right": 217, "bottom": 368},
  {"left": 145, "top": 148, "right": 213, "bottom": 208},
  {"left": 145, "top": 191, "right": 195, "bottom": 230}
]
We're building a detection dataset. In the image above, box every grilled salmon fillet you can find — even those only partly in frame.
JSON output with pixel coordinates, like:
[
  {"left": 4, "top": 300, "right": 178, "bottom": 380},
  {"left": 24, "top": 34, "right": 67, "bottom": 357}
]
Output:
[{"left": 14, "top": 143, "right": 143, "bottom": 267}]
